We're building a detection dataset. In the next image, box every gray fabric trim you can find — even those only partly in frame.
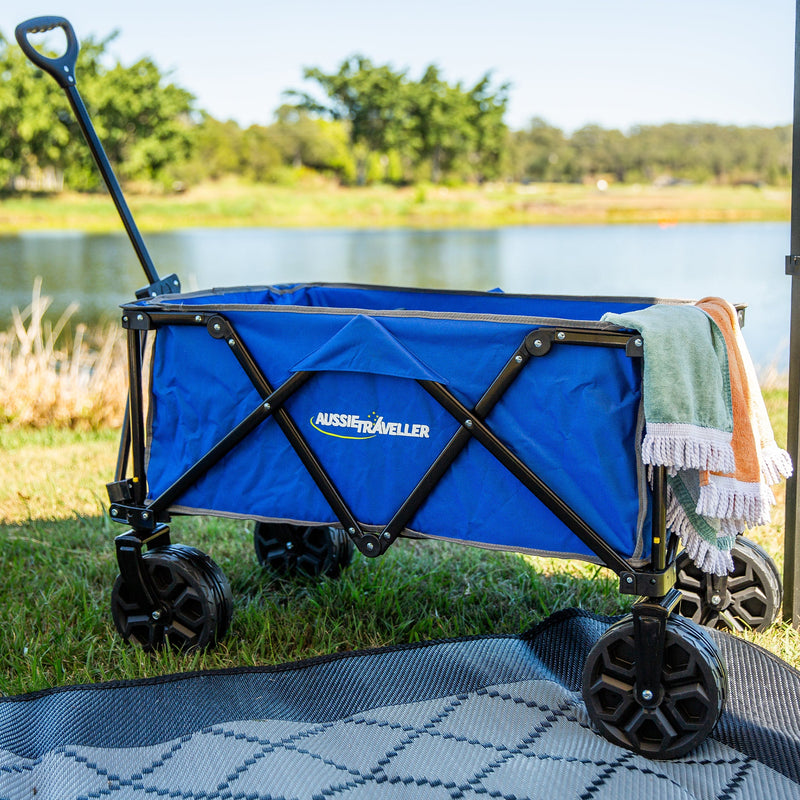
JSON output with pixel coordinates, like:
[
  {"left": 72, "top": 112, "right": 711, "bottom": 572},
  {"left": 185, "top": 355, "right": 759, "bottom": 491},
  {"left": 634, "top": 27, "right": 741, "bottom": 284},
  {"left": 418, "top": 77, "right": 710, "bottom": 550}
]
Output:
[
  {"left": 131, "top": 281, "right": 690, "bottom": 329},
  {"left": 164, "top": 506, "right": 648, "bottom": 567},
  {"left": 132, "top": 280, "right": 679, "bottom": 308},
  {"left": 149, "top": 300, "right": 634, "bottom": 329},
  {"left": 632, "top": 398, "right": 648, "bottom": 561}
]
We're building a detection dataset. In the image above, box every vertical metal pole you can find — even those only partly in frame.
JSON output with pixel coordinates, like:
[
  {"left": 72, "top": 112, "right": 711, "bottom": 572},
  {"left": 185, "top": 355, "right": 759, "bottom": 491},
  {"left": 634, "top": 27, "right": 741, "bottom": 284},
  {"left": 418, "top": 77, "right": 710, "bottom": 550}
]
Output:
[
  {"left": 126, "top": 329, "right": 147, "bottom": 506},
  {"left": 783, "top": 0, "right": 800, "bottom": 627},
  {"left": 651, "top": 466, "right": 668, "bottom": 573}
]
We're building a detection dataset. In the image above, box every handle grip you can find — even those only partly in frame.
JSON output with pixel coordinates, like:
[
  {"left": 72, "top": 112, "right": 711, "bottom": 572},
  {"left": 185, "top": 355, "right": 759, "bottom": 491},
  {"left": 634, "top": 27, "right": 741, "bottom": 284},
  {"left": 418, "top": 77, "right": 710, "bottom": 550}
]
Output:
[{"left": 15, "top": 16, "right": 79, "bottom": 89}]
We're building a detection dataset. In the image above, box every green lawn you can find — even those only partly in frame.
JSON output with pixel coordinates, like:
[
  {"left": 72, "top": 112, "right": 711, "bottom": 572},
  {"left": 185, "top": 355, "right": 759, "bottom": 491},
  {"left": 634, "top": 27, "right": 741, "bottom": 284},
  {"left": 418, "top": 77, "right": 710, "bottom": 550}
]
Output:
[{"left": 1, "top": 401, "right": 798, "bottom": 696}]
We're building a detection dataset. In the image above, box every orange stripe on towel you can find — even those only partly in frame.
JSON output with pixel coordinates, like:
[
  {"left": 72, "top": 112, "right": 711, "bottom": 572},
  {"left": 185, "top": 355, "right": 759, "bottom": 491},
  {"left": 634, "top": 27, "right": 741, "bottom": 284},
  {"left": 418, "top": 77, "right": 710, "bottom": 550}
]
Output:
[{"left": 695, "top": 297, "right": 773, "bottom": 527}]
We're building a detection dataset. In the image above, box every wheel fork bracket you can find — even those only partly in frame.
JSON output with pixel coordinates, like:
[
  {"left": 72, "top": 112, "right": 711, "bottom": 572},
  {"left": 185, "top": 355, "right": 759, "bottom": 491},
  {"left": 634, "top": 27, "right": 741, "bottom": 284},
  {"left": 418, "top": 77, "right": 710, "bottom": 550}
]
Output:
[
  {"left": 114, "top": 525, "right": 171, "bottom": 609},
  {"left": 706, "top": 572, "right": 729, "bottom": 608},
  {"left": 632, "top": 587, "right": 682, "bottom": 708}
]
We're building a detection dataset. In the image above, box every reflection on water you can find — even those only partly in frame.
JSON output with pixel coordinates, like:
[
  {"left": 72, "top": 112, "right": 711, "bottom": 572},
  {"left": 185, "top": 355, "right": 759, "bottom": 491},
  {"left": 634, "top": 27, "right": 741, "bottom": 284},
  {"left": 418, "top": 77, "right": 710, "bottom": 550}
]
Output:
[{"left": 0, "top": 222, "right": 791, "bottom": 372}]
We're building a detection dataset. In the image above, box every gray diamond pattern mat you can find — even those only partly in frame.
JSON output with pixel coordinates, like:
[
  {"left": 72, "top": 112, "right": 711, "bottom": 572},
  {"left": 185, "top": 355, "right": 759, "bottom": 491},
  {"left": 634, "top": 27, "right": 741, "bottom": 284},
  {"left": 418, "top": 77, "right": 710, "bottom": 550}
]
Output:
[{"left": 1, "top": 610, "right": 799, "bottom": 799}]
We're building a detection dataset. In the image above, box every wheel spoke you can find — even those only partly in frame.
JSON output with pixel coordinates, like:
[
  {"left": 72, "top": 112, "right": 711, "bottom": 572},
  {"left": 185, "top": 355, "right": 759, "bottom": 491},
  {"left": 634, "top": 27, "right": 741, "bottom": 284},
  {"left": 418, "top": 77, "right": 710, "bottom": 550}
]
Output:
[
  {"left": 722, "top": 610, "right": 744, "bottom": 632},
  {"left": 254, "top": 523, "right": 353, "bottom": 578},
  {"left": 167, "top": 620, "right": 199, "bottom": 647}
]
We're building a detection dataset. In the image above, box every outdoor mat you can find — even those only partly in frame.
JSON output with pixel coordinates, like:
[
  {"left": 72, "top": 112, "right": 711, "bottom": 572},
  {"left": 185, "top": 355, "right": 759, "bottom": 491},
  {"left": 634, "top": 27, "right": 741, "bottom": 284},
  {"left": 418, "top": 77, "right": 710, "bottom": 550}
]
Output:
[{"left": 1, "top": 609, "right": 799, "bottom": 800}]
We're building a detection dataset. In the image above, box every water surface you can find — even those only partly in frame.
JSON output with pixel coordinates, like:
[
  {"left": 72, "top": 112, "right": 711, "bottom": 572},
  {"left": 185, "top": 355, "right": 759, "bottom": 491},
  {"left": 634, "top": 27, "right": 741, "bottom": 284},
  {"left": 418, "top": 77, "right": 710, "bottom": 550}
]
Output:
[{"left": 0, "top": 222, "right": 791, "bottom": 372}]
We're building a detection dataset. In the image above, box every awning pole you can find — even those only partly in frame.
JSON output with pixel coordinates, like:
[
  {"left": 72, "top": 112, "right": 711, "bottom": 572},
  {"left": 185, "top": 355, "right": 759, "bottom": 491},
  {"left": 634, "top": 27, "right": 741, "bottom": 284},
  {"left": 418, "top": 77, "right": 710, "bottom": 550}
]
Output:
[{"left": 783, "top": 0, "right": 800, "bottom": 627}]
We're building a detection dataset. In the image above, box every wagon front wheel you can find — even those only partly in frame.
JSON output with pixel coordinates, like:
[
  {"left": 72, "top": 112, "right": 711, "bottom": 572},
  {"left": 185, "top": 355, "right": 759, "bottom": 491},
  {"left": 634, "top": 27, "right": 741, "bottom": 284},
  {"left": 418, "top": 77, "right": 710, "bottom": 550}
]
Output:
[
  {"left": 582, "top": 613, "right": 727, "bottom": 759},
  {"left": 675, "top": 536, "right": 782, "bottom": 632},
  {"left": 111, "top": 544, "right": 233, "bottom": 651},
  {"left": 253, "top": 522, "right": 354, "bottom": 578}
]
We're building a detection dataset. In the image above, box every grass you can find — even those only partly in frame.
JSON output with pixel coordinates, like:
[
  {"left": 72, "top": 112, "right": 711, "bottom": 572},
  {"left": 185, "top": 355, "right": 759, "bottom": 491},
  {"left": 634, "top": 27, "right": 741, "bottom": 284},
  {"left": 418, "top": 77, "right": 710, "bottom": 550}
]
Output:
[
  {"left": 0, "top": 425, "right": 637, "bottom": 696},
  {"left": 1, "top": 391, "right": 798, "bottom": 697},
  {"left": 0, "top": 180, "right": 791, "bottom": 234}
]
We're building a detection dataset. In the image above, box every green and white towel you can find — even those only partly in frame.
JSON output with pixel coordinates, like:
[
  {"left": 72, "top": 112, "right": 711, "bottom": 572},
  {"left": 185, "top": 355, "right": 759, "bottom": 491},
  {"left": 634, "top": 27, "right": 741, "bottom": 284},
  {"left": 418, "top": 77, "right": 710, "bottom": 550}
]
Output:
[
  {"left": 603, "top": 304, "right": 735, "bottom": 473},
  {"left": 602, "top": 304, "right": 736, "bottom": 574}
]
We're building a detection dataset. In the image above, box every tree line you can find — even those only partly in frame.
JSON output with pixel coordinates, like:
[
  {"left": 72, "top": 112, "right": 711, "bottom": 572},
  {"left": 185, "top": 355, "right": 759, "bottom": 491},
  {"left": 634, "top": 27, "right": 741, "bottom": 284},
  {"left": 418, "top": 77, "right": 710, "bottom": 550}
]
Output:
[{"left": 0, "top": 29, "right": 791, "bottom": 192}]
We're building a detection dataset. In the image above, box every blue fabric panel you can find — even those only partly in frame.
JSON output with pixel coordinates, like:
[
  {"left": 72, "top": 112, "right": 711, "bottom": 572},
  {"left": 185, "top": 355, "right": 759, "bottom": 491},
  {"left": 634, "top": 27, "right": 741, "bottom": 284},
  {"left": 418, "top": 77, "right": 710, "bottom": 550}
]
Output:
[
  {"left": 410, "top": 343, "right": 646, "bottom": 559},
  {"left": 145, "top": 292, "right": 649, "bottom": 561},
  {"left": 290, "top": 314, "right": 448, "bottom": 383}
]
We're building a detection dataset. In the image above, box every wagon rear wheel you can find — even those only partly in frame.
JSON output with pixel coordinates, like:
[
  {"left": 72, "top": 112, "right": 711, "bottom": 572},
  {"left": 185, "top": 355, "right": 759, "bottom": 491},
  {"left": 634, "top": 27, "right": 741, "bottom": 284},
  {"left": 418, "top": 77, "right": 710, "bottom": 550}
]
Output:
[
  {"left": 253, "top": 522, "right": 354, "bottom": 578},
  {"left": 676, "top": 537, "right": 782, "bottom": 632},
  {"left": 111, "top": 544, "right": 233, "bottom": 651},
  {"left": 582, "top": 613, "right": 727, "bottom": 759}
]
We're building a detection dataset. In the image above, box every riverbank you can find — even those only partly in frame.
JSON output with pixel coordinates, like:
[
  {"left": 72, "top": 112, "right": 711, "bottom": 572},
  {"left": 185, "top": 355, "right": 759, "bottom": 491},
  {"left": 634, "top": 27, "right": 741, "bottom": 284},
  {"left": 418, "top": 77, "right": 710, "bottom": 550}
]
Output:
[{"left": 0, "top": 181, "right": 790, "bottom": 233}]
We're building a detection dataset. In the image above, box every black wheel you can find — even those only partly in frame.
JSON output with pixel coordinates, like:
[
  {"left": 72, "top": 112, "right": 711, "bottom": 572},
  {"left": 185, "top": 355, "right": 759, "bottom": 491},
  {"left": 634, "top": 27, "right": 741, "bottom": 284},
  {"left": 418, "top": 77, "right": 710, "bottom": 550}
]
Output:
[
  {"left": 676, "top": 536, "right": 782, "bottom": 632},
  {"left": 582, "top": 613, "right": 727, "bottom": 760},
  {"left": 253, "top": 522, "right": 354, "bottom": 578},
  {"left": 111, "top": 544, "right": 233, "bottom": 651}
]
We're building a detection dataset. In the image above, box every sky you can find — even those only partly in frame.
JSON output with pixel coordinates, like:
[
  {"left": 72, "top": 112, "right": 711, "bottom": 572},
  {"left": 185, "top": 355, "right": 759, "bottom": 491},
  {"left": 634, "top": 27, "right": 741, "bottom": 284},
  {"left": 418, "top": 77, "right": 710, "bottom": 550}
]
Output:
[{"left": 1, "top": 1, "right": 796, "bottom": 133}]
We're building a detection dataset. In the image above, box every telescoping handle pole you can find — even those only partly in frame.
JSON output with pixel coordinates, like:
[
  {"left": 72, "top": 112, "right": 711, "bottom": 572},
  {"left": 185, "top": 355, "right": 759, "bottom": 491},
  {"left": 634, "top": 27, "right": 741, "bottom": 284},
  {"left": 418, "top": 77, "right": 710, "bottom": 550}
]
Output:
[{"left": 15, "top": 16, "right": 160, "bottom": 287}]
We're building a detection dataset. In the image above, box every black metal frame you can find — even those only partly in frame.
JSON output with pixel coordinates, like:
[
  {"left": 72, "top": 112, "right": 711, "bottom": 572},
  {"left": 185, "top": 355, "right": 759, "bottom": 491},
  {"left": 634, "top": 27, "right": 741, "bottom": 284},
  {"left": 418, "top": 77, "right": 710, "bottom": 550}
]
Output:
[{"left": 107, "top": 306, "right": 677, "bottom": 612}]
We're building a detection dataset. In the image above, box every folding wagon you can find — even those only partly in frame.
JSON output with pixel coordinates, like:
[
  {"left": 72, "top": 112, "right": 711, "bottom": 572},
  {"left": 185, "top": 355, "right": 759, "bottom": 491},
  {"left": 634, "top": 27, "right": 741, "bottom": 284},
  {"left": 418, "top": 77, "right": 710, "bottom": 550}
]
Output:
[{"left": 16, "top": 16, "right": 786, "bottom": 760}]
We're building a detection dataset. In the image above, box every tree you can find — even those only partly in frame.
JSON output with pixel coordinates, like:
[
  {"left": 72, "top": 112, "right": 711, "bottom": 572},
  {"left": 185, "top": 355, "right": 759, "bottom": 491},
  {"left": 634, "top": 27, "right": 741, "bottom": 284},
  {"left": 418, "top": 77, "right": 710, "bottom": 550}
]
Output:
[
  {"left": 268, "top": 105, "right": 355, "bottom": 181},
  {"left": 509, "top": 118, "right": 574, "bottom": 182},
  {"left": 288, "top": 56, "right": 410, "bottom": 183},
  {"left": 465, "top": 73, "right": 509, "bottom": 182},
  {"left": 184, "top": 114, "right": 245, "bottom": 180},
  {"left": 289, "top": 57, "right": 509, "bottom": 185},
  {"left": 74, "top": 56, "right": 194, "bottom": 187},
  {"left": 0, "top": 26, "right": 194, "bottom": 191},
  {"left": 407, "top": 65, "right": 475, "bottom": 183},
  {"left": 571, "top": 124, "right": 629, "bottom": 182},
  {"left": 0, "top": 30, "right": 75, "bottom": 187}
]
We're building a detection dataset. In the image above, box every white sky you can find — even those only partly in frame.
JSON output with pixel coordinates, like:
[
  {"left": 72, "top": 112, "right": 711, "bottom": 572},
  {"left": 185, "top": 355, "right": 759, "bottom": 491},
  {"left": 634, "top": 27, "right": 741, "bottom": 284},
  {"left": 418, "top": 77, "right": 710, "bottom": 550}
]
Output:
[{"left": 2, "top": 0, "right": 796, "bottom": 132}]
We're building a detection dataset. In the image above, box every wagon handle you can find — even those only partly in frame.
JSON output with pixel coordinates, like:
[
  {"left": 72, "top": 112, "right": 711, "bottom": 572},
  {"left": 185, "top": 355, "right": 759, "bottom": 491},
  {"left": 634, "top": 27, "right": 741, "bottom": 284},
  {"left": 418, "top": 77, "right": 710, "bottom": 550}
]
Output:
[
  {"left": 15, "top": 16, "right": 161, "bottom": 287},
  {"left": 15, "top": 16, "right": 79, "bottom": 89}
]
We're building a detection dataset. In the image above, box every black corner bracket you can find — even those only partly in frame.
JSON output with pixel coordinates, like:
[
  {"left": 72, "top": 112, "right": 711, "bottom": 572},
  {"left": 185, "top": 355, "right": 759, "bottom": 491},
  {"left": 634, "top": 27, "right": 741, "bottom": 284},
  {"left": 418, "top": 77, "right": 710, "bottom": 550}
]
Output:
[{"left": 135, "top": 273, "right": 181, "bottom": 300}]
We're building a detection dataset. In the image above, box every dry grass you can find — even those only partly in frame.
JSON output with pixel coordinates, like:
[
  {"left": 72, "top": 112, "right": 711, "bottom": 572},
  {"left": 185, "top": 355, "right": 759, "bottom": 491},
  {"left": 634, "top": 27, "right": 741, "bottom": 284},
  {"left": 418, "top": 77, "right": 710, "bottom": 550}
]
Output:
[{"left": 0, "top": 279, "right": 127, "bottom": 429}]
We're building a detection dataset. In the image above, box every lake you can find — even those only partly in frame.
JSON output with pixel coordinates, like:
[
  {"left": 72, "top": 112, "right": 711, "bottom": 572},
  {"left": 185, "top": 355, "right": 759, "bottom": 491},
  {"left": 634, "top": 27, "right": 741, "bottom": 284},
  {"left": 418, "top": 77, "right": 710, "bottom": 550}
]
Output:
[{"left": 0, "top": 222, "right": 792, "bottom": 373}]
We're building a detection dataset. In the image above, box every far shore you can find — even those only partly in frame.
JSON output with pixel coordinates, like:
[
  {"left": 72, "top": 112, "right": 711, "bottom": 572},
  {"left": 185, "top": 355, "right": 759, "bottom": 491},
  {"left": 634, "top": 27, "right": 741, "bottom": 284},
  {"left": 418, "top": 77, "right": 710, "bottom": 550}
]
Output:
[{"left": 0, "top": 181, "right": 790, "bottom": 235}]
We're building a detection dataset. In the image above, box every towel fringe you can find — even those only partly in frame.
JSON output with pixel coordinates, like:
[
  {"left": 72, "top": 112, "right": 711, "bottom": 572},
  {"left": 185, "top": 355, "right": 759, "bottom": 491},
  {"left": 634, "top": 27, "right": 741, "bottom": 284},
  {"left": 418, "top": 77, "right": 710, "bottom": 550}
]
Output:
[
  {"left": 642, "top": 424, "right": 735, "bottom": 473},
  {"left": 680, "top": 529, "right": 735, "bottom": 576},
  {"left": 761, "top": 441, "right": 794, "bottom": 485},
  {"left": 666, "top": 491, "right": 735, "bottom": 576},
  {"left": 696, "top": 476, "right": 775, "bottom": 526},
  {"left": 720, "top": 518, "right": 747, "bottom": 538}
]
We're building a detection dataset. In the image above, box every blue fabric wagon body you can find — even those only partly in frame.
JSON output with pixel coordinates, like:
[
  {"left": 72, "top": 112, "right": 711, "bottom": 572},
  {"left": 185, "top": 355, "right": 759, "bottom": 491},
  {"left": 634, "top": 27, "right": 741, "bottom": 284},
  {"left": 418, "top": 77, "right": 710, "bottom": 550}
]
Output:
[{"left": 137, "top": 284, "right": 659, "bottom": 565}]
